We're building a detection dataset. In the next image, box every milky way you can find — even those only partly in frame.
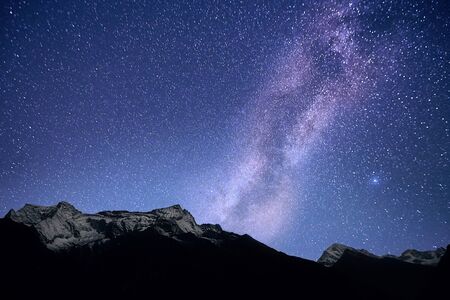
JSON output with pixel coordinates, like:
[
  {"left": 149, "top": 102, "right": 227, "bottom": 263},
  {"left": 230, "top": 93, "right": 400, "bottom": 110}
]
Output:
[{"left": 207, "top": 3, "right": 382, "bottom": 241}]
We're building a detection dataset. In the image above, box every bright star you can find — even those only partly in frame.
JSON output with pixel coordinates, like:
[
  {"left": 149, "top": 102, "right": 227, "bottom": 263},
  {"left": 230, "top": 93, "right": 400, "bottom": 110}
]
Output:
[{"left": 370, "top": 176, "right": 380, "bottom": 185}]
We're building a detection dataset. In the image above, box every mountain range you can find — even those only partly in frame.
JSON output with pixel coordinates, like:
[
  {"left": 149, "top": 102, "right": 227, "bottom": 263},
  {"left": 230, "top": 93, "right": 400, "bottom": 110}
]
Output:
[
  {"left": 1, "top": 201, "right": 448, "bottom": 299},
  {"left": 318, "top": 243, "right": 446, "bottom": 267}
]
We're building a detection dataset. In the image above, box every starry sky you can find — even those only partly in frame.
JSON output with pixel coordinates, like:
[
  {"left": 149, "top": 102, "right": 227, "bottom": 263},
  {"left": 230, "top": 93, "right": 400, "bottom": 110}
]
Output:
[{"left": 1, "top": 0, "right": 449, "bottom": 260}]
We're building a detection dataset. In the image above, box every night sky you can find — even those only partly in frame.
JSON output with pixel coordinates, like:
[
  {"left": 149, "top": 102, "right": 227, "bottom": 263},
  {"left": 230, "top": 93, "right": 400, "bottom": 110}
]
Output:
[{"left": 1, "top": 0, "right": 449, "bottom": 260}]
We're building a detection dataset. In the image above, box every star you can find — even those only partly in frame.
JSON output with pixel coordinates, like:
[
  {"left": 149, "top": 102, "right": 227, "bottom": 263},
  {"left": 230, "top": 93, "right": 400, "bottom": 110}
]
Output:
[
  {"left": 370, "top": 176, "right": 380, "bottom": 185},
  {"left": 0, "top": 0, "right": 448, "bottom": 261}
]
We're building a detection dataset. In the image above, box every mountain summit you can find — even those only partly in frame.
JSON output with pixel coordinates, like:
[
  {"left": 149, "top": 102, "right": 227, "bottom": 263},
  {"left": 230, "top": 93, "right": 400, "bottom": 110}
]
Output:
[
  {"left": 5, "top": 201, "right": 230, "bottom": 250},
  {"left": 0, "top": 201, "right": 448, "bottom": 299},
  {"left": 318, "top": 243, "right": 446, "bottom": 267}
]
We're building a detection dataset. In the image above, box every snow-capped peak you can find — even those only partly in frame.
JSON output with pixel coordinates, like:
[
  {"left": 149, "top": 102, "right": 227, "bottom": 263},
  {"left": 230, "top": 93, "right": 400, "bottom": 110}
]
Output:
[
  {"left": 397, "top": 248, "right": 446, "bottom": 265},
  {"left": 317, "top": 243, "right": 377, "bottom": 267},
  {"left": 317, "top": 243, "right": 446, "bottom": 267},
  {"left": 6, "top": 201, "right": 81, "bottom": 226},
  {"left": 4, "top": 202, "right": 231, "bottom": 251}
]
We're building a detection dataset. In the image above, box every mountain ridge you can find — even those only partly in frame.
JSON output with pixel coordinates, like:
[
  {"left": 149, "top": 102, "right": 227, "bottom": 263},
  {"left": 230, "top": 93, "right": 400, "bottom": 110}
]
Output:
[
  {"left": 5, "top": 201, "right": 447, "bottom": 265},
  {"left": 318, "top": 243, "right": 446, "bottom": 267},
  {"left": 1, "top": 201, "right": 448, "bottom": 299},
  {"left": 5, "top": 201, "right": 232, "bottom": 251}
]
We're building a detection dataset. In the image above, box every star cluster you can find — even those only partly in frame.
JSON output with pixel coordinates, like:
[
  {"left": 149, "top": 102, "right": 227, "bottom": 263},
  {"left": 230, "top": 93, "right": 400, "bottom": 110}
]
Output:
[{"left": 1, "top": 0, "right": 449, "bottom": 259}]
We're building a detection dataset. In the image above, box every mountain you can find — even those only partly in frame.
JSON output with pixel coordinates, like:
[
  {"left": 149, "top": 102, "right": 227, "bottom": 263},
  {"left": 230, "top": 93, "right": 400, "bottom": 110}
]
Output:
[
  {"left": 397, "top": 248, "right": 446, "bottom": 265},
  {"left": 318, "top": 243, "right": 378, "bottom": 267},
  {"left": 0, "top": 202, "right": 448, "bottom": 299},
  {"left": 5, "top": 201, "right": 230, "bottom": 251},
  {"left": 317, "top": 243, "right": 449, "bottom": 299},
  {"left": 318, "top": 243, "right": 446, "bottom": 267}
]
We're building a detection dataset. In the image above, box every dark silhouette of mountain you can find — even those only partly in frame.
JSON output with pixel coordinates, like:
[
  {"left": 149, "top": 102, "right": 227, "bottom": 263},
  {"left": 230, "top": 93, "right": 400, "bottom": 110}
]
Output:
[{"left": 0, "top": 202, "right": 447, "bottom": 299}]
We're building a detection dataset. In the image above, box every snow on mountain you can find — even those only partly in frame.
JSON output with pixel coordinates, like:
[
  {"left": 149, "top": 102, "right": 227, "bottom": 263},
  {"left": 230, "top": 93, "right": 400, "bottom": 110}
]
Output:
[
  {"left": 318, "top": 243, "right": 446, "bottom": 267},
  {"left": 397, "top": 248, "right": 446, "bottom": 265},
  {"left": 317, "top": 243, "right": 378, "bottom": 267},
  {"left": 6, "top": 201, "right": 446, "bottom": 267},
  {"left": 5, "top": 201, "right": 231, "bottom": 251}
]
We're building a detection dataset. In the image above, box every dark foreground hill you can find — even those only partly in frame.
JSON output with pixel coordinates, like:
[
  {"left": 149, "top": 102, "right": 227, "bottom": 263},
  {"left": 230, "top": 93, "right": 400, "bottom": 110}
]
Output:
[{"left": 0, "top": 202, "right": 448, "bottom": 299}]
